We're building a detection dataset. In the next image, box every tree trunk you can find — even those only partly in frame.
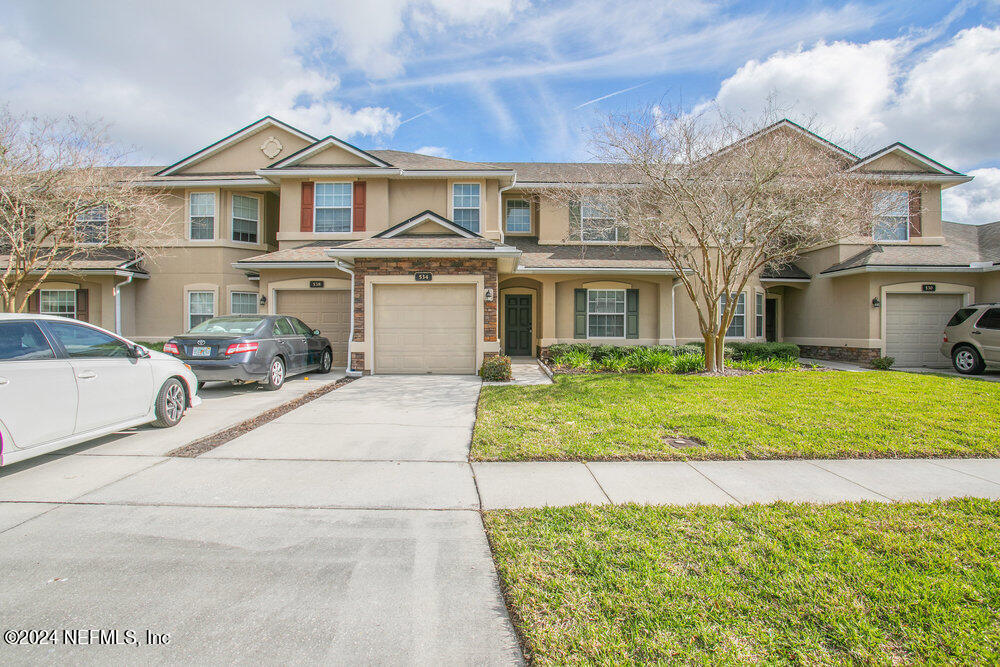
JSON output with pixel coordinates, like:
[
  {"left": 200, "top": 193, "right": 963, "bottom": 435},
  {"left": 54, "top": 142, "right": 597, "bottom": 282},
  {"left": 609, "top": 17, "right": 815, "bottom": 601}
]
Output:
[
  {"left": 715, "top": 332, "right": 727, "bottom": 372},
  {"left": 703, "top": 333, "right": 716, "bottom": 373}
]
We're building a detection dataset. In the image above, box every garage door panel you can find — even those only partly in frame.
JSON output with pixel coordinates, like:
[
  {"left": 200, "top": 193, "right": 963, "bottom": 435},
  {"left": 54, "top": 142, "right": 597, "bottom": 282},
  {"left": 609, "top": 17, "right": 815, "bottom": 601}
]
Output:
[
  {"left": 885, "top": 293, "right": 963, "bottom": 368},
  {"left": 275, "top": 290, "right": 350, "bottom": 367},
  {"left": 374, "top": 285, "right": 476, "bottom": 374}
]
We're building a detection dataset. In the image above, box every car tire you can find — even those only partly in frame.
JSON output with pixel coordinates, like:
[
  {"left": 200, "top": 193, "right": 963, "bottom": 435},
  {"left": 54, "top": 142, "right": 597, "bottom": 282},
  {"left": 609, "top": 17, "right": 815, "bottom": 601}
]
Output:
[
  {"left": 197, "top": 381, "right": 205, "bottom": 390},
  {"left": 317, "top": 347, "right": 333, "bottom": 374},
  {"left": 151, "top": 378, "right": 187, "bottom": 428},
  {"left": 952, "top": 345, "right": 985, "bottom": 375},
  {"left": 263, "top": 356, "right": 286, "bottom": 391}
]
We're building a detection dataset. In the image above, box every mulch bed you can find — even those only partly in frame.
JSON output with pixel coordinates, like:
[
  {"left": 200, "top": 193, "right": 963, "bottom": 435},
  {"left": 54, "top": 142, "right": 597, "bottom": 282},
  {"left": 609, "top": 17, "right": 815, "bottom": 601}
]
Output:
[{"left": 166, "top": 376, "right": 356, "bottom": 458}]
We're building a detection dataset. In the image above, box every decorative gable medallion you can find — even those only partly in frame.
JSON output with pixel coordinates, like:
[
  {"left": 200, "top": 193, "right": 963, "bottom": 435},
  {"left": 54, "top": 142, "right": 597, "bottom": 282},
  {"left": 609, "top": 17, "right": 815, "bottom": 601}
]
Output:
[{"left": 260, "top": 136, "right": 283, "bottom": 159}]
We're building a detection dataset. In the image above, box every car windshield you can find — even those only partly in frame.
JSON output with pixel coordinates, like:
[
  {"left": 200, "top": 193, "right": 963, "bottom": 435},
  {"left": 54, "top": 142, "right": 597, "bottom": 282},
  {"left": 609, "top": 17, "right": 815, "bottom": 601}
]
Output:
[
  {"left": 947, "top": 308, "right": 977, "bottom": 327},
  {"left": 187, "top": 317, "right": 264, "bottom": 335}
]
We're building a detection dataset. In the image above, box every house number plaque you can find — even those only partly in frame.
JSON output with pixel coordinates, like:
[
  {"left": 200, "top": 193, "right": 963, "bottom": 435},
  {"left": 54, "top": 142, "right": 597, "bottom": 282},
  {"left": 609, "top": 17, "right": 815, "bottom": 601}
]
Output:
[
  {"left": 414, "top": 272, "right": 432, "bottom": 281},
  {"left": 922, "top": 284, "right": 936, "bottom": 292},
  {"left": 309, "top": 280, "right": 325, "bottom": 288}
]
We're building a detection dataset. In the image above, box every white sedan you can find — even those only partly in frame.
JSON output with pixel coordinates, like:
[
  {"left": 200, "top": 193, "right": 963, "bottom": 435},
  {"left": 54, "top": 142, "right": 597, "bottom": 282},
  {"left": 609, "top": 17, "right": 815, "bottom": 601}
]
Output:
[{"left": 0, "top": 314, "right": 201, "bottom": 466}]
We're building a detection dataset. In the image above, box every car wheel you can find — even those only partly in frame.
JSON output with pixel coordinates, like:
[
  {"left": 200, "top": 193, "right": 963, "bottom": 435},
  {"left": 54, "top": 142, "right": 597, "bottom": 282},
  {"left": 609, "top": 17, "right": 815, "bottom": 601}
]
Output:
[
  {"left": 952, "top": 345, "right": 985, "bottom": 375},
  {"left": 197, "top": 381, "right": 205, "bottom": 390},
  {"left": 151, "top": 378, "right": 187, "bottom": 428},
  {"left": 318, "top": 347, "right": 333, "bottom": 374},
  {"left": 263, "top": 356, "right": 286, "bottom": 391}
]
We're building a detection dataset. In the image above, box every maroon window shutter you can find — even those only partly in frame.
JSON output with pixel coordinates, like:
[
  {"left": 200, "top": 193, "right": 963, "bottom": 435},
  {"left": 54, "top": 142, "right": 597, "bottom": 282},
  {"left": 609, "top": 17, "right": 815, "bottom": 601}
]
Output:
[
  {"left": 75, "top": 289, "right": 89, "bottom": 322},
  {"left": 353, "top": 181, "right": 366, "bottom": 232},
  {"left": 27, "top": 291, "right": 40, "bottom": 313},
  {"left": 909, "top": 189, "right": 922, "bottom": 238},
  {"left": 300, "top": 182, "right": 314, "bottom": 232}
]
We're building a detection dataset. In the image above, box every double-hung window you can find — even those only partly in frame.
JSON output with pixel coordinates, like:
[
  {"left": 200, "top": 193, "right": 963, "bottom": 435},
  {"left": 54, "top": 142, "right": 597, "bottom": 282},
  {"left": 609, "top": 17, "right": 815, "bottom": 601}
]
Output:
[
  {"left": 587, "top": 289, "right": 626, "bottom": 338},
  {"left": 580, "top": 197, "right": 618, "bottom": 242},
  {"left": 231, "top": 195, "right": 259, "bottom": 244},
  {"left": 873, "top": 190, "right": 909, "bottom": 242},
  {"left": 76, "top": 206, "right": 108, "bottom": 245},
  {"left": 755, "top": 293, "right": 765, "bottom": 338},
  {"left": 314, "top": 183, "right": 352, "bottom": 232},
  {"left": 188, "top": 291, "right": 215, "bottom": 330},
  {"left": 40, "top": 290, "right": 76, "bottom": 318},
  {"left": 453, "top": 183, "right": 481, "bottom": 233},
  {"left": 720, "top": 292, "right": 746, "bottom": 338},
  {"left": 189, "top": 192, "right": 216, "bottom": 240},
  {"left": 231, "top": 292, "right": 258, "bottom": 315},
  {"left": 505, "top": 199, "right": 530, "bottom": 233}
]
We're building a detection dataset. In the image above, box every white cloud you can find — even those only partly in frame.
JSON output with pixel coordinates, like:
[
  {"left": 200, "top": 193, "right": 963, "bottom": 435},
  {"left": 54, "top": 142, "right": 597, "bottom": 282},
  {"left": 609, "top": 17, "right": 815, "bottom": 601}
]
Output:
[
  {"left": 413, "top": 145, "right": 451, "bottom": 158},
  {"left": 705, "top": 27, "right": 1000, "bottom": 171},
  {"left": 943, "top": 168, "right": 1000, "bottom": 223}
]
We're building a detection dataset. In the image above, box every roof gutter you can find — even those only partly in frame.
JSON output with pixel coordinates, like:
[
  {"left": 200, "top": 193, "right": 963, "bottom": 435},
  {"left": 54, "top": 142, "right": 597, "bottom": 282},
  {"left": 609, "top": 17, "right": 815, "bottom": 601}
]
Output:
[
  {"left": 821, "top": 264, "right": 991, "bottom": 277},
  {"left": 231, "top": 261, "right": 344, "bottom": 270},
  {"left": 497, "top": 173, "right": 518, "bottom": 245},
  {"left": 138, "top": 177, "right": 273, "bottom": 188},
  {"left": 324, "top": 248, "right": 522, "bottom": 259},
  {"left": 514, "top": 266, "right": 679, "bottom": 274}
]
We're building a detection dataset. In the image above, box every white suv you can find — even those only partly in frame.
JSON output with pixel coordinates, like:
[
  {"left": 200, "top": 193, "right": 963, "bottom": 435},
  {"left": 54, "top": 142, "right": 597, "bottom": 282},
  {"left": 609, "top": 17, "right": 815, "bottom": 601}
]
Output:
[{"left": 0, "top": 314, "right": 201, "bottom": 466}]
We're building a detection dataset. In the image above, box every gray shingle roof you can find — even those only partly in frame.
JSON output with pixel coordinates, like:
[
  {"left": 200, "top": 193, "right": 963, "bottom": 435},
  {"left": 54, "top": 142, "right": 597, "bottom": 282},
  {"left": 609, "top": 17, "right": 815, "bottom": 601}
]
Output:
[
  {"left": 0, "top": 248, "right": 146, "bottom": 273},
  {"left": 339, "top": 236, "right": 503, "bottom": 250},
  {"left": 507, "top": 237, "right": 673, "bottom": 270},
  {"left": 761, "top": 262, "right": 810, "bottom": 280},
  {"left": 237, "top": 241, "right": 349, "bottom": 264},
  {"left": 484, "top": 162, "right": 627, "bottom": 183}
]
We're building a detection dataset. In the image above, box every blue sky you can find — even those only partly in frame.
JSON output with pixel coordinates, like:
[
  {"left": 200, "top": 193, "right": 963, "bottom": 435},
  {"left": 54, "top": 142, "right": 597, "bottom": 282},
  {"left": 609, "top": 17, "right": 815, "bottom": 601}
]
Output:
[{"left": 2, "top": 0, "right": 1000, "bottom": 221}]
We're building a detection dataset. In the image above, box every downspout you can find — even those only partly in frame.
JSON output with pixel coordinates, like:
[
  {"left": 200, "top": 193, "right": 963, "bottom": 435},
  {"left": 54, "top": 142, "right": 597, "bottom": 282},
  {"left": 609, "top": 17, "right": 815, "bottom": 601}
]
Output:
[
  {"left": 498, "top": 174, "right": 517, "bottom": 244},
  {"left": 335, "top": 260, "right": 363, "bottom": 377},
  {"left": 113, "top": 273, "right": 134, "bottom": 335}
]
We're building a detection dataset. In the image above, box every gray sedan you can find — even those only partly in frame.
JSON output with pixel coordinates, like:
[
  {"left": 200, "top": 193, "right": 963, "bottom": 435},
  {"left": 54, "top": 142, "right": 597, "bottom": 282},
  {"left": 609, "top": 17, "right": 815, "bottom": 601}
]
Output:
[{"left": 164, "top": 315, "right": 334, "bottom": 390}]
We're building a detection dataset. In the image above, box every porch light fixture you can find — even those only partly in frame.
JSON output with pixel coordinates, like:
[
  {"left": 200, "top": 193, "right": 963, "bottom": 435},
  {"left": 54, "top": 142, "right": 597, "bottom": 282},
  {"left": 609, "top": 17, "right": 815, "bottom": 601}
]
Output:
[
  {"left": 872, "top": 297, "right": 880, "bottom": 308},
  {"left": 259, "top": 295, "right": 267, "bottom": 306}
]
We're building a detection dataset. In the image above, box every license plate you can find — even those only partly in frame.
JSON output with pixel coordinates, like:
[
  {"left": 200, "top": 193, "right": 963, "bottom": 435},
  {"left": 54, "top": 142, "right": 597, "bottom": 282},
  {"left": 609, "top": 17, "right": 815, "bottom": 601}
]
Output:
[{"left": 191, "top": 346, "right": 212, "bottom": 357}]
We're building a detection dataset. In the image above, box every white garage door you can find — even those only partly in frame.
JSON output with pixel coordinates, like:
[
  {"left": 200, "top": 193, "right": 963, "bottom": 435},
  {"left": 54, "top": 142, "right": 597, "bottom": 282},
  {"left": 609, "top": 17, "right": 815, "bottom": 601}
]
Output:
[
  {"left": 885, "top": 293, "right": 963, "bottom": 368},
  {"left": 374, "top": 285, "right": 476, "bottom": 374},
  {"left": 275, "top": 289, "right": 350, "bottom": 366}
]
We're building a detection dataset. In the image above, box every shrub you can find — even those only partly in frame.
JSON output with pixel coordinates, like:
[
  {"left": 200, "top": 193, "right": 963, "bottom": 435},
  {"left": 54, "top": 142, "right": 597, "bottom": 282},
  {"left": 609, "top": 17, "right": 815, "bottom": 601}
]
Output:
[
  {"left": 590, "top": 344, "right": 619, "bottom": 361},
  {"left": 480, "top": 355, "right": 512, "bottom": 381},
  {"left": 729, "top": 342, "right": 800, "bottom": 361},
  {"left": 871, "top": 356, "right": 896, "bottom": 370},
  {"left": 135, "top": 341, "right": 165, "bottom": 352},
  {"left": 597, "top": 355, "right": 629, "bottom": 373},
  {"left": 546, "top": 343, "right": 591, "bottom": 360},
  {"left": 673, "top": 353, "right": 705, "bottom": 374},
  {"left": 552, "top": 349, "right": 591, "bottom": 369},
  {"left": 671, "top": 344, "right": 701, "bottom": 357}
]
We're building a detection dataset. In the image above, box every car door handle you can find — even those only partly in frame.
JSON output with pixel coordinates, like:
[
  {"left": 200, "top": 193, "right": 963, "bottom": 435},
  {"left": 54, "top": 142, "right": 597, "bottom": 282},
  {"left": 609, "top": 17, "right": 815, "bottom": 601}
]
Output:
[
  {"left": 77, "top": 370, "right": 97, "bottom": 380},
  {"left": 971, "top": 330, "right": 982, "bottom": 335}
]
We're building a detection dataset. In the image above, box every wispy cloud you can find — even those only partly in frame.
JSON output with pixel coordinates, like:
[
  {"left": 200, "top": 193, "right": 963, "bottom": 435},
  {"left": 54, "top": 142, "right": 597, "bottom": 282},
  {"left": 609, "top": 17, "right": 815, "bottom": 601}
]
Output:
[{"left": 574, "top": 81, "right": 650, "bottom": 109}]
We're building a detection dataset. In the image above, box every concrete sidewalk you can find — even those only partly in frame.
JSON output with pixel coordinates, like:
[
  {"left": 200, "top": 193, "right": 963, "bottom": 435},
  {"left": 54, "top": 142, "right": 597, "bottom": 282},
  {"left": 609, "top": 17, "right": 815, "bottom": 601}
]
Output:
[{"left": 472, "top": 458, "right": 1000, "bottom": 509}]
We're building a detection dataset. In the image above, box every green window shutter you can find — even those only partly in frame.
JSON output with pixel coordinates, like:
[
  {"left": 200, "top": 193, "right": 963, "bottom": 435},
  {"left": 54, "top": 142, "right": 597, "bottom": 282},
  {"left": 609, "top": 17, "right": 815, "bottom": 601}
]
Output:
[
  {"left": 569, "top": 200, "right": 581, "bottom": 240},
  {"left": 574, "top": 288, "right": 587, "bottom": 339},
  {"left": 626, "top": 289, "right": 639, "bottom": 339}
]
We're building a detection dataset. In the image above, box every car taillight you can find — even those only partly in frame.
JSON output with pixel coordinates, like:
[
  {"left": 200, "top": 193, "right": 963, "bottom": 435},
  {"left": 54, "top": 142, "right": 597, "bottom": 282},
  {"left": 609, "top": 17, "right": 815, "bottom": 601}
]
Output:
[
  {"left": 225, "top": 341, "right": 259, "bottom": 355},
  {"left": 163, "top": 342, "right": 180, "bottom": 355},
  {"left": 943, "top": 333, "right": 949, "bottom": 342}
]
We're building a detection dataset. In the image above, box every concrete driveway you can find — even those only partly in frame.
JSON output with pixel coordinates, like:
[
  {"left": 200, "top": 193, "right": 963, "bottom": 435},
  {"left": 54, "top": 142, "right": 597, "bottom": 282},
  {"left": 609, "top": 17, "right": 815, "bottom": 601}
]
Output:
[{"left": 0, "top": 374, "right": 522, "bottom": 665}]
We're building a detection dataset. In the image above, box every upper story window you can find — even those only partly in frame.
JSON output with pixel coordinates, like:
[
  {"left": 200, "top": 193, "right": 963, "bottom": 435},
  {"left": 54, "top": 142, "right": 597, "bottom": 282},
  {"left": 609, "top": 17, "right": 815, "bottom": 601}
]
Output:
[
  {"left": 873, "top": 190, "right": 909, "bottom": 242},
  {"left": 315, "top": 182, "right": 352, "bottom": 233},
  {"left": 580, "top": 197, "right": 620, "bottom": 242},
  {"left": 231, "top": 195, "right": 259, "bottom": 244},
  {"left": 505, "top": 199, "right": 530, "bottom": 233},
  {"left": 76, "top": 206, "right": 108, "bottom": 245},
  {"left": 189, "top": 192, "right": 216, "bottom": 240},
  {"left": 453, "top": 183, "right": 481, "bottom": 233},
  {"left": 719, "top": 292, "right": 746, "bottom": 338}
]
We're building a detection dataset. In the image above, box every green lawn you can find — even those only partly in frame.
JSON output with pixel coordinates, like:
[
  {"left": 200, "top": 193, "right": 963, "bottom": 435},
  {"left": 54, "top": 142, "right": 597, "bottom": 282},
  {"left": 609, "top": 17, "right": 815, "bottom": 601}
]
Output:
[
  {"left": 485, "top": 501, "right": 1000, "bottom": 664},
  {"left": 472, "top": 371, "right": 1000, "bottom": 461}
]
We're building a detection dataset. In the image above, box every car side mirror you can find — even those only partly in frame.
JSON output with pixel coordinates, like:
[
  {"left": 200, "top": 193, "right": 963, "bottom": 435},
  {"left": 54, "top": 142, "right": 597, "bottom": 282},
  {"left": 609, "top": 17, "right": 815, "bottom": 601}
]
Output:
[
  {"left": 312, "top": 329, "right": 321, "bottom": 336},
  {"left": 130, "top": 344, "right": 151, "bottom": 359}
]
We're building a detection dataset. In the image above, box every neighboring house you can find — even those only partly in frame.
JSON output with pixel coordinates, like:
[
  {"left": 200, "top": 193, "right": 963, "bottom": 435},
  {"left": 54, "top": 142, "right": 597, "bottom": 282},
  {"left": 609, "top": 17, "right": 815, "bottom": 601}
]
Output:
[{"left": 15, "top": 117, "right": 1000, "bottom": 372}]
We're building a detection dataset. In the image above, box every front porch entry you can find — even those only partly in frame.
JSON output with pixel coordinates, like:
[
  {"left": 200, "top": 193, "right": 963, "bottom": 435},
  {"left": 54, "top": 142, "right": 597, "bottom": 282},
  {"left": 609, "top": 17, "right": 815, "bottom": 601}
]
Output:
[{"left": 504, "top": 294, "right": 532, "bottom": 356}]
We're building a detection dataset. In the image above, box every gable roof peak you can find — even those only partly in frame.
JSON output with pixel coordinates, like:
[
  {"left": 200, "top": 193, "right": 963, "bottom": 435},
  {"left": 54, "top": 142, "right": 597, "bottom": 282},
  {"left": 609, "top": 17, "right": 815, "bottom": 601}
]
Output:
[
  {"left": 848, "top": 142, "right": 963, "bottom": 175},
  {"left": 267, "top": 134, "right": 392, "bottom": 169}
]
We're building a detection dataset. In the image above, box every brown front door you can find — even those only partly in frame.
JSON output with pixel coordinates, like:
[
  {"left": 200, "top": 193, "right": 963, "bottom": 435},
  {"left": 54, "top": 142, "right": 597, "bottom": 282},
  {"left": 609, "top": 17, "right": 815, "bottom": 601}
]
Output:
[{"left": 504, "top": 294, "right": 532, "bottom": 356}]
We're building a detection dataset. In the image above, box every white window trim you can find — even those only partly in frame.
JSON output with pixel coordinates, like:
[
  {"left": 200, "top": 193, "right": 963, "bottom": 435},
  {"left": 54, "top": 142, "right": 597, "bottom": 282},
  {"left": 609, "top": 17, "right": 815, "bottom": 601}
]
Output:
[
  {"left": 873, "top": 190, "right": 910, "bottom": 243},
  {"left": 230, "top": 193, "right": 261, "bottom": 245},
  {"left": 229, "top": 290, "right": 259, "bottom": 315},
  {"left": 185, "top": 288, "right": 217, "bottom": 331},
  {"left": 586, "top": 288, "right": 627, "bottom": 340},
  {"left": 313, "top": 181, "right": 353, "bottom": 234},
  {"left": 504, "top": 198, "right": 531, "bottom": 234},
  {"left": 75, "top": 206, "right": 109, "bottom": 246},
  {"left": 580, "top": 196, "right": 619, "bottom": 244},
  {"left": 755, "top": 291, "right": 765, "bottom": 339},
  {"left": 451, "top": 182, "right": 482, "bottom": 234},
  {"left": 39, "top": 289, "right": 76, "bottom": 318},
  {"left": 187, "top": 190, "right": 217, "bottom": 242},
  {"left": 719, "top": 291, "right": 747, "bottom": 339}
]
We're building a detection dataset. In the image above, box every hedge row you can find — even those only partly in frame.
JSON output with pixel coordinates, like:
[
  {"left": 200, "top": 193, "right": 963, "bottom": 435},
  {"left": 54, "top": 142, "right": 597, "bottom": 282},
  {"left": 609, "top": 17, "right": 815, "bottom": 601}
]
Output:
[{"left": 546, "top": 341, "right": 799, "bottom": 362}]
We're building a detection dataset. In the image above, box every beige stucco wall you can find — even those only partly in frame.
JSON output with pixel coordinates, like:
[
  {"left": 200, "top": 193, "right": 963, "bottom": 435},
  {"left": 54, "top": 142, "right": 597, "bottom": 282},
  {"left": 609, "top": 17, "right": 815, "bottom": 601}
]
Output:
[
  {"left": 299, "top": 144, "right": 379, "bottom": 167},
  {"left": 13, "top": 276, "right": 116, "bottom": 331},
  {"left": 151, "top": 188, "right": 277, "bottom": 252},
  {"left": 177, "top": 126, "right": 313, "bottom": 175}
]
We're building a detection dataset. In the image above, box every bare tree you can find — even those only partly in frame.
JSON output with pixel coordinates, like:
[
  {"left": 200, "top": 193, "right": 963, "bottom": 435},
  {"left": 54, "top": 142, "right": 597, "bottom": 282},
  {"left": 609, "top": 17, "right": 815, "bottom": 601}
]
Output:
[
  {"left": 551, "top": 105, "right": 880, "bottom": 372},
  {"left": 0, "top": 109, "right": 168, "bottom": 313}
]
